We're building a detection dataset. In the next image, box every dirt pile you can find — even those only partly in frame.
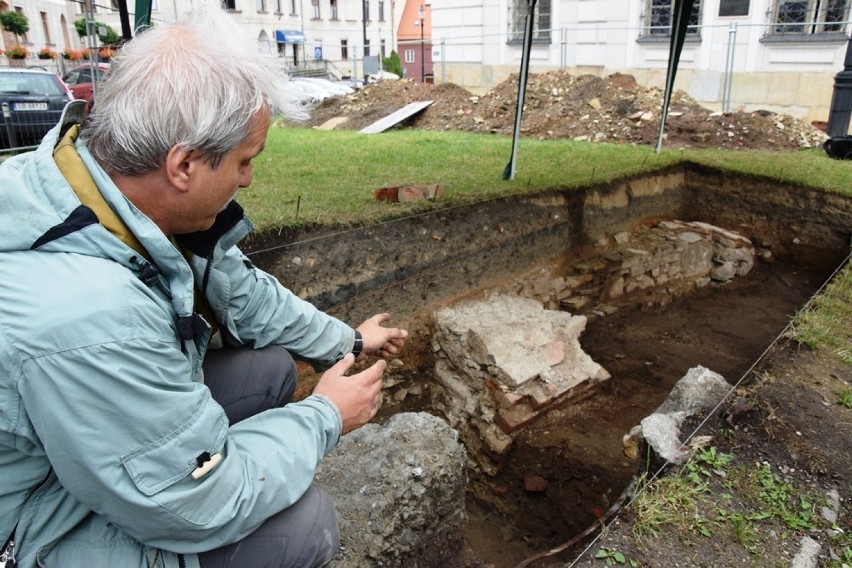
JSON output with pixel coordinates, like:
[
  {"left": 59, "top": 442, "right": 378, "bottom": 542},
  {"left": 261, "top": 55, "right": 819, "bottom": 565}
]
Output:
[{"left": 306, "top": 70, "right": 828, "bottom": 151}]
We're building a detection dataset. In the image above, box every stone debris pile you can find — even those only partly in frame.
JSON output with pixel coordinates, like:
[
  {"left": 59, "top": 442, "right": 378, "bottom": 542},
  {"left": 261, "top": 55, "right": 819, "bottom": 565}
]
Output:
[{"left": 305, "top": 70, "right": 828, "bottom": 151}]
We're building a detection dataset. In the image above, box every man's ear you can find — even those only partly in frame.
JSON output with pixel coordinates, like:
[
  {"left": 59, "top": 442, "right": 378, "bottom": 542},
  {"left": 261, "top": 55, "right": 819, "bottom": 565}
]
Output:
[{"left": 165, "top": 145, "right": 195, "bottom": 193}]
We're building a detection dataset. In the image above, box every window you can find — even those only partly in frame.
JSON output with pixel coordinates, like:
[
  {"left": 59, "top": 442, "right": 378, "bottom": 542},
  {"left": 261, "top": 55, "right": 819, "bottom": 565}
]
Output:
[
  {"left": 330, "top": 0, "right": 338, "bottom": 19},
  {"left": 257, "top": 0, "right": 267, "bottom": 12},
  {"left": 14, "top": 7, "right": 28, "bottom": 41},
  {"left": 769, "top": 0, "right": 849, "bottom": 34},
  {"left": 290, "top": 0, "right": 297, "bottom": 15},
  {"left": 275, "top": 0, "right": 283, "bottom": 13},
  {"left": 642, "top": 0, "right": 701, "bottom": 36},
  {"left": 509, "top": 0, "right": 551, "bottom": 43},
  {"left": 364, "top": 0, "right": 370, "bottom": 21},
  {"left": 378, "top": 1, "right": 385, "bottom": 21},
  {"left": 341, "top": 39, "right": 348, "bottom": 60},
  {"left": 719, "top": 0, "right": 749, "bottom": 16},
  {"left": 312, "top": 0, "right": 320, "bottom": 18},
  {"left": 380, "top": 38, "right": 386, "bottom": 57},
  {"left": 223, "top": 0, "right": 236, "bottom": 10},
  {"left": 365, "top": 38, "right": 370, "bottom": 56},
  {"left": 405, "top": 48, "right": 415, "bottom": 63},
  {"left": 41, "top": 11, "right": 51, "bottom": 44}
]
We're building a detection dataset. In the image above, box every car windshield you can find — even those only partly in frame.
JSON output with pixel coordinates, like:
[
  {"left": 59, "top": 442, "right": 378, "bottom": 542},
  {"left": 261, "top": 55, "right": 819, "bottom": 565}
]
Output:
[{"left": 0, "top": 72, "right": 65, "bottom": 96}]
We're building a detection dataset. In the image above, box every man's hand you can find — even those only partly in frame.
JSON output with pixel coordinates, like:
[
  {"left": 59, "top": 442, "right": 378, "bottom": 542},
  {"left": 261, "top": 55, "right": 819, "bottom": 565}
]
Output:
[
  {"left": 356, "top": 313, "right": 408, "bottom": 360},
  {"left": 313, "top": 354, "right": 385, "bottom": 434}
]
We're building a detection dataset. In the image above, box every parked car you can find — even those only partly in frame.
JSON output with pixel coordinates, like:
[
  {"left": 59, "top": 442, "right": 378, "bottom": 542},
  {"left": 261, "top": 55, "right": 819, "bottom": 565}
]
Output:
[
  {"left": 0, "top": 68, "right": 73, "bottom": 150},
  {"left": 290, "top": 78, "right": 335, "bottom": 103},
  {"left": 62, "top": 63, "right": 110, "bottom": 107},
  {"left": 297, "top": 77, "right": 354, "bottom": 96}
]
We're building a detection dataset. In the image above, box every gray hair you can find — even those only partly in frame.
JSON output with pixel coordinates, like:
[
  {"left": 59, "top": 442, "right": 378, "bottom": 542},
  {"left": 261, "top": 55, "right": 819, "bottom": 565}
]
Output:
[{"left": 80, "top": 1, "right": 305, "bottom": 176}]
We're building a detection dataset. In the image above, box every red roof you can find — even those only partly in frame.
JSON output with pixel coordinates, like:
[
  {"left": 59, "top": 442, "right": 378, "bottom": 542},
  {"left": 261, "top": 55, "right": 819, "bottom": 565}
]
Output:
[{"left": 398, "top": 2, "right": 430, "bottom": 42}]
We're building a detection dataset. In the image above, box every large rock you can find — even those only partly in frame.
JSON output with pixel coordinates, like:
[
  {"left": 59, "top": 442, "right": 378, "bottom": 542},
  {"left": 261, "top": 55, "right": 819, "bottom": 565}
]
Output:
[
  {"left": 316, "top": 412, "right": 468, "bottom": 567},
  {"left": 623, "top": 366, "right": 730, "bottom": 467}
]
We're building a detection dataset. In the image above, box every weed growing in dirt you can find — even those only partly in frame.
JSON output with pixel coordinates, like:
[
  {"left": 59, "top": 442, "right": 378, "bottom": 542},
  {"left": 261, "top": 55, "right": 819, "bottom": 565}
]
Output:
[
  {"left": 839, "top": 388, "right": 852, "bottom": 409},
  {"left": 747, "top": 463, "right": 817, "bottom": 531},
  {"left": 827, "top": 528, "right": 852, "bottom": 568},
  {"left": 628, "top": 448, "right": 831, "bottom": 561},
  {"left": 594, "top": 547, "right": 638, "bottom": 566},
  {"left": 630, "top": 471, "right": 712, "bottom": 542}
]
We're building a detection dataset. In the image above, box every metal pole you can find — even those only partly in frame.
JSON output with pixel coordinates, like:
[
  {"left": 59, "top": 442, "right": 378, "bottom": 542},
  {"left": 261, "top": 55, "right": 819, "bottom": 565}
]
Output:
[
  {"left": 827, "top": 36, "right": 852, "bottom": 137},
  {"left": 441, "top": 37, "right": 446, "bottom": 83},
  {"left": 722, "top": 22, "right": 737, "bottom": 113},
  {"left": 353, "top": 46, "right": 359, "bottom": 84},
  {"left": 560, "top": 26, "right": 566, "bottom": 68},
  {"left": 420, "top": 5, "right": 425, "bottom": 82},
  {"left": 362, "top": 0, "right": 368, "bottom": 53},
  {"left": 85, "top": 0, "right": 99, "bottom": 103},
  {"left": 503, "top": 0, "right": 537, "bottom": 180},
  {"left": 2, "top": 102, "right": 18, "bottom": 149}
]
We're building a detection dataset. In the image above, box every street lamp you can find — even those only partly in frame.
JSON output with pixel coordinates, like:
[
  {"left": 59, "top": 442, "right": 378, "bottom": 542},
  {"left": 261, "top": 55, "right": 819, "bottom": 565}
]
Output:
[{"left": 418, "top": 4, "right": 425, "bottom": 83}]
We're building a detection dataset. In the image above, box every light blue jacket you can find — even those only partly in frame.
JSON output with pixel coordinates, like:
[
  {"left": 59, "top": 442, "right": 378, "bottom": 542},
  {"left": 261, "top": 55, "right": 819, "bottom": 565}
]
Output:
[{"left": 0, "top": 102, "right": 354, "bottom": 568}]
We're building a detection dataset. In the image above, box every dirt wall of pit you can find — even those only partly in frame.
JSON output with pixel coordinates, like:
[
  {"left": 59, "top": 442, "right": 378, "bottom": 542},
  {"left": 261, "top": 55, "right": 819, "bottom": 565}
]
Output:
[{"left": 246, "top": 165, "right": 852, "bottom": 327}]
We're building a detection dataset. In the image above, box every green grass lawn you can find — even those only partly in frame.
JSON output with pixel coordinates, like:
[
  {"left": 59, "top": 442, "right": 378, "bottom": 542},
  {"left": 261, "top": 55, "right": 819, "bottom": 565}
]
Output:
[{"left": 244, "top": 125, "right": 852, "bottom": 231}]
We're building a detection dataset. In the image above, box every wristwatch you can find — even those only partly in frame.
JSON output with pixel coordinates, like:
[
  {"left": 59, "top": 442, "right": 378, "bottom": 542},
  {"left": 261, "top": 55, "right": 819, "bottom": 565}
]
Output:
[{"left": 352, "top": 330, "right": 363, "bottom": 358}]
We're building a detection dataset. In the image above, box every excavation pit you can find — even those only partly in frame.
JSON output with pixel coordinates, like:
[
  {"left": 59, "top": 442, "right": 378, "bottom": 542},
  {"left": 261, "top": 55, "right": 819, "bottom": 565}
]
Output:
[{"left": 247, "top": 164, "right": 851, "bottom": 567}]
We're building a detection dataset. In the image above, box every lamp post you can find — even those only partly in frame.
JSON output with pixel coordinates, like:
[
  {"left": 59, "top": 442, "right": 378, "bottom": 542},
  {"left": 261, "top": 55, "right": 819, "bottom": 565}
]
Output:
[{"left": 418, "top": 4, "right": 425, "bottom": 82}]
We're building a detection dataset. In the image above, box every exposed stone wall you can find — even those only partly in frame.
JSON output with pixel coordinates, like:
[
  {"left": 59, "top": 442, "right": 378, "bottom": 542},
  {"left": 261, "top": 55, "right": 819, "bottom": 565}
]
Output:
[{"left": 513, "top": 220, "right": 756, "bottom": 315}]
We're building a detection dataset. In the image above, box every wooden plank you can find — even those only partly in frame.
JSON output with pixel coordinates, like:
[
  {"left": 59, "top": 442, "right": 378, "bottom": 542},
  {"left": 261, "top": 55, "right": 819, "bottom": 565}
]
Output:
[{"left": 359, "top": 100, "right": 434, "bottom": 134}]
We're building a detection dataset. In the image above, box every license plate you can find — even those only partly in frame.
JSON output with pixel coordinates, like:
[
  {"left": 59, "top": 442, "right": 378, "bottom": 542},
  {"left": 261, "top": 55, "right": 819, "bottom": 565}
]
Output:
[{"left": 13, "top": 102, "right": 48, "bottom": 111}]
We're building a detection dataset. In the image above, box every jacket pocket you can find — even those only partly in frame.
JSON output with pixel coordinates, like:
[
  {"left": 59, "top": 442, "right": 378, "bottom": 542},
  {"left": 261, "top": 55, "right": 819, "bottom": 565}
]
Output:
[{"left": 120, "top": 394, "right": 238, "bottom": 527}]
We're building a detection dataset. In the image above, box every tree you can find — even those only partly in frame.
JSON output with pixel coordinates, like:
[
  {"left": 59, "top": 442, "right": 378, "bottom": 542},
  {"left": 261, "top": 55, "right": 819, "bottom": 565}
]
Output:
[
  {"left": 0, "top": 11, "right": 30, "bottom": 45},
  {"left": 382, "top": 50, "right": 403, "bottom": 78},
  {"left": 74, "top": 17, "right": 119, "bottom": 46}
]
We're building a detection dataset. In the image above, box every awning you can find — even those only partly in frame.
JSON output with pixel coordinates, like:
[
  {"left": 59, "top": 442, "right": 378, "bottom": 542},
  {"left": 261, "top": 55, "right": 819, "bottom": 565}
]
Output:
[{"left": 275, "top": 29, "right": 306, "bottom": 44}]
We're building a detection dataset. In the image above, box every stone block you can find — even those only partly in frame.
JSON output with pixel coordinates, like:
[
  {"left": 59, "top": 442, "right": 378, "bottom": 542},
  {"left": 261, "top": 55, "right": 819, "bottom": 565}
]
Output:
[
  {"left": 602, "top": 276, "right": 625, "bottom": 300},
  {"left": 495, "top": 402, "right": 542, "bottom": 434}
]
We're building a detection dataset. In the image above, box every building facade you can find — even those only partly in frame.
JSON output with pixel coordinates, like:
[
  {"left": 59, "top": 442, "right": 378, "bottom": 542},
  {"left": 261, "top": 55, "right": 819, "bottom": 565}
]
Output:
[
  {"left": 431, "top": 0, "right": 852, "bottom": 123},
  {"left": 0, "top": 0, "right": 77, "bottom": 60},
  {"left": 1, "top": 1, "right": 414, "bottom": 81}
]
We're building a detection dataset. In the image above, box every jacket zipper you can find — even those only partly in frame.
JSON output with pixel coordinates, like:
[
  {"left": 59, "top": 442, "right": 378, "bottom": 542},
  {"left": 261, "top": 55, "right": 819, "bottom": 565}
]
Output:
[
  {"left": 178, "top": 553, "right": 186, "bottom": 568},
  {"left": 0, "top": 537, "right": 16, "bottom": 567},
  {"left": 1, "top": 468, "right": 53, "bottom": 568}
]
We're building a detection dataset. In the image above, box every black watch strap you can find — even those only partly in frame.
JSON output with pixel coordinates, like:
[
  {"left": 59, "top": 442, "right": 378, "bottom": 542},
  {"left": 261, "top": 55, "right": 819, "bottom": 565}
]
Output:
[{"left": 352, "top": 330, "right": 363, "bottom": 358}]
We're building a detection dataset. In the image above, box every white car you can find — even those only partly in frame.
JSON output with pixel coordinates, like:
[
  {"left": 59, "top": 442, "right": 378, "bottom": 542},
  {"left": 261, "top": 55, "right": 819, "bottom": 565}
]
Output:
[
  {"left": 289, "top": 78, "right": 333, "bottom": 103},
  {"left": 297, "top": 77, "right": 354, "bottom": 96}
]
